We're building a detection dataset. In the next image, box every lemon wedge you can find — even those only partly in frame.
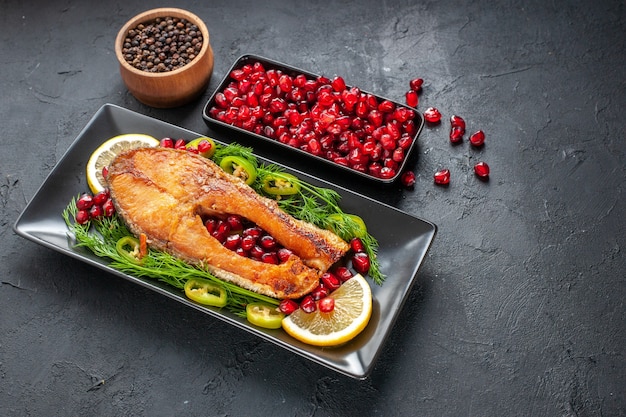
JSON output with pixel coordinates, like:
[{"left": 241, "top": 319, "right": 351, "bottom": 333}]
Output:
[
  {"left": 86, "top": 133, "right": 160, "bottom": 194},
  {"left": 281, "top": 273, "right": 372, "bottom": 347}
]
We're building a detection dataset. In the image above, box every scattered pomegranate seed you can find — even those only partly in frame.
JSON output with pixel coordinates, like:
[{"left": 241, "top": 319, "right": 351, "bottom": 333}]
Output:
[
  {"left": 434, "top": 168, "right": 451, "bottom": 185},
  {"left": 450, "top": 126, "right": 464, "bottom": 144},
  {"left": 311, "top": 284, "right": 330, "bottom": 300},
  {"left": 89, "top": 204, "right": 103, "bottom": 219},
  {"left": 279, "top": 299, "right": 299, "bottom": 315},
  {"left": 449, "top": 115, "right": 466, "bottom": 130},
  {"left": 470, "top": 130, "right": 486, "bottom": 146},
  {"left": 352, "top": 252, "right": 371, "bottom": 274},
  {"left": 405, "top": 90, "right": 418, "bottom": 107},
  {"left": 318, "top": 297, "right": 335, "bottom": 313},
  {"left": 101, "top": 166, "right": 109, "bottom": 179},
  {"left": 174, "top": 139, "right": 186, "bottom": 150},
  {"left": 277, "top": 248, "right": 293, "bottom": 263},
  {"left": 300, "top": 295, "right": 317, "bottom": 313},
  {"left": 423, "top": 107, "right": 442, "bottom": 123},
  {"left": 409, "top": 78, "right": 424, "bottom": 92},
  {"left": 474, "top": 161, "right": 490, "bottom": 178},
  {"left": 400, "top": 170, "right": 416, "bottom": 188},
  {"left": 93, "top": 190, "right": 109, "bottom": 206}
]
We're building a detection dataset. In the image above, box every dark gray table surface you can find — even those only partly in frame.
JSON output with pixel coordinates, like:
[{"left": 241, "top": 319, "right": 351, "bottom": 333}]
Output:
[{"left": 1, "top": 0, "right": 624, "bottom": 416}]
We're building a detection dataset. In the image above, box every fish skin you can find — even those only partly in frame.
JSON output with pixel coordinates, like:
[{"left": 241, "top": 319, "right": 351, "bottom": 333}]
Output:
[{"left": 106, "top": 147, "right": 349, "bottom": 299}]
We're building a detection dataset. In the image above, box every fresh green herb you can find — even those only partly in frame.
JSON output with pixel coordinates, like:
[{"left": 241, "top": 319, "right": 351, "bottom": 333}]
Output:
[{"left": 63, "top": 198, "right": 279, "bottom": 314}]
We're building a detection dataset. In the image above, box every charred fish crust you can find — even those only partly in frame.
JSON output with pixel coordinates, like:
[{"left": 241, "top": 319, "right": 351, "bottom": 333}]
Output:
[{"left": 106, "top": 147, "right": 349, "bottom": 299}]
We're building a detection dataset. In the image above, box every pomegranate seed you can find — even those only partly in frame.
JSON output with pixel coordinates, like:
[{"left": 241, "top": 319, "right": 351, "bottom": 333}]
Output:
[
  {"left": 434, "top": 168, "right": 451, "bottom": 185},
  {"left": 379, "top": 166, "right": 396, "bottom": 179},
  {"left": 93, "top": 190, "right": 109, "bottom": 206},
  {"left": 470, "top": 130, "right": 486, "bottom": 146},
  {"left": 241, "top": 235, "right": 257, "bottom": 251},
  {"left": 423, "top": 107, "right": 442, "bottom": 123},
  {"left": 226, "top": 214, "right": 243, "bottom": 231},
  {"left": 75, "top": 209, "right": 90, "bottom": 225},
  {"left": 205, "top": 218, "right": 217, "bottom": 234},
  {"left": 450, "top": 126, "right": 464, "bottom": 144},
  {"left": 300, "top": 295, "right": 317, "bottom": 313},
  {"left": 409, "top": 78, "right": 424, "bottom": 91},
  {"left": 278, "top": 74, "right": 293, "bottom": 93},
  {"left": 223, "top": 234, "right": 242, "bottom": 251},
  {"left": 174, "top": 139, "right": 186, "bottom": 150},
  {"left": 243, "top": 227, "right": 263, "bottom": 238},
  {"left": 277, "top": 248, "right": 293, "bottom": 263},
  {"left": 102, "top": 199, "right": 115, "bottom": 217},
  {"left": 160, "top": 137, "right": 174, "bottom": 148},
  {"left": 401, "top": 171, "right": 416, "bottom": 188},
  {"left": 352, "top": 252, "right": 371, "bottom": 274},
  {"left": 392, "top": 147, "right": 404, "bottom": 162},
  {"left": 279, "top": 299, "right": 299, "bottom": 315},
  {"left": 89, "top": 204, "right": 103, "bottom": 219},
  {"left": 76, "top": 194, "right": 94, "bottom": 210},
  {"left": 260, "top": 235, "right": 277, "bottom": 251},
  {"left": 102, "top": 166, "right": 109, "bottom": 179},
  {"left": 331, "top": 76, "right": 347, "bottom": 92},
  {"left": 334, "top": 266, "right": 353, "bottom": 282},
  {"left": 378, "top": 100, "right": 395, "bottom": 113},
  {"left": 405, "top": 90, "right": 418, "bottom": 107},
  {"left": 450, "top": 115, "right": 466, "bottom": 130},
  {"left": 318, "top": 297, "right": 335, "bottom": 313},
  {"left": 261, "top": 252, "right": 279, "bottom": 264},
  {"left": 250, "top": 245, "right": 265, "bottom": 259},
  {"left": 350, "top": 237, "right": 365, "bottom": 253},
  {"left": 311, "top": 284, "right": 330, "bottom": 300},
  {"left": 320, "top": 272, "right": 341, "bottom": 291},
  {"left": 474, "top": 161, "right": 490, "bottom": 178}
]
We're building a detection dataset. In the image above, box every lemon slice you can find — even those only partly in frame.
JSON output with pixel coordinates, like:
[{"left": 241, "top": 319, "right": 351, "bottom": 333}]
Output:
[
  {"left": 86, "top": 133, "right": 160, "bottom": 193},
  {"left": 282, "top": 274, "right": 372, "bottom": 347}
]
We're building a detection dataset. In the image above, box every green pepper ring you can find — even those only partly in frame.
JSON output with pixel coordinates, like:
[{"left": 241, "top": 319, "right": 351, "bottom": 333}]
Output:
[
  {"left": 261, "top": 172, "right": 301, "bottom": 196},
  {"left": 184, "top": 277, "right": 228, "bottom": 308},
  {"left": 115, "top": 236, "right": 143, "bottom": 264},
  {"left": 219, "top": 155, "right": 257, "bottom": 185}
]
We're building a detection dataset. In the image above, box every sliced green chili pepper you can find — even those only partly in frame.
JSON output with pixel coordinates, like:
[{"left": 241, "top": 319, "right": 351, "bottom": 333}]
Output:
[
  {"left": 261, "top": 172, "right": 301, "bottom": 196},
  {"left": 184, "top": 278, "right": 228, "bottom": 307},
  {"left": 115, "top": 236, "right": 143, "bottom": 264},
  {"left": 219, "top": 155, "right": 257, "bottom": 185},
  {"left": 246, "top": 302, "right": 285, "bottom": 329},
  {"left": 326, "top": 213, "right": 368, "bottom": 240}
]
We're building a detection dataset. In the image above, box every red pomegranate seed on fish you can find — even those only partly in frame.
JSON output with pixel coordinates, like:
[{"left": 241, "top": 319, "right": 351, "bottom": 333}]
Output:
[
  {"left": 75, "top": 209, "right": 90, "bottom": 225},
  {"left": 250, "top": 245, "right": 265, "bottom": 259},
  {"left": 401, "top": 170, "right": 416, "bottom": 188},
  {"left": 261, "top": 252, "right": 279, "bottom": 264},
  {"left": 352, "top": 252, "right": 371, "bottom": 274},
  {"left": 223, "top": 234, "right": 242, "bottom": 251},
  {"left": 470, "top": 130, "right": 486, "bottom": 146},
  {"left": 434, "top": 168, "right": 451, "bottom": 185},
  {"left": 277, "top": 248, "right": 293, "bottom": 263},
  {"left": 240, "top": 235, "right": 256, "bottom": 251},
  {"left": 205, "top": 218, "right": 217, "bottom": 234},
  {"left": 226, "top": 214, "right": 243, "bottom": 231},
  {"left": 76, "top": 194, "right": 94, "bottom": 210},
  {"left": 300, "top": 295, "right": 317, "bottom": 313},
  {"left": 474, "top": 161, "right": 490, "bottom": 178},
  {"left": 279, "top": 299, "right": 299, "bottom": 315},
  {"left": 405, "top": 90, "right": 418, "bottom": 107},
  {"left": 424, "top": 107, "right": 442, "bottom": 123},
  {"left": 450, "top": 115, "right": 466, "bottom": 130},
  {"left": 174, "top": 139, "right": 186, "bottom": 150},
  {"left": 318, "top": 297, "right": 335, "bottom": 313},
  {"left": 260, "top": 235, "right": 277, "bottom": 251}
]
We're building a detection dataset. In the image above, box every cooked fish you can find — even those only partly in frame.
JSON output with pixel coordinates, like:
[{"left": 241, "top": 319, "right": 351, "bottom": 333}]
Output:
[{"left": 106, "top": 147, "right": 349, "bottom": 299}]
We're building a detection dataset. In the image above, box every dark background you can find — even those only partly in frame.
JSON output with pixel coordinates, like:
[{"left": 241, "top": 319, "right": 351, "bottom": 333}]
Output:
[{"left": 1, "top": 0, "right": 624, "bottom": 416}]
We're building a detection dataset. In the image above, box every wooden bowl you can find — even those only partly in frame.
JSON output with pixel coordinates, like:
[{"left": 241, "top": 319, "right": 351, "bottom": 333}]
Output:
[{"left": 115, "top": 8, "right": 214, "bottom": 108}]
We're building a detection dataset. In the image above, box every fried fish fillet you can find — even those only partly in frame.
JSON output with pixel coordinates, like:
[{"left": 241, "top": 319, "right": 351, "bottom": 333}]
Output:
[{"left": 106, "top": 147, "right": 349, "bottom": 299}]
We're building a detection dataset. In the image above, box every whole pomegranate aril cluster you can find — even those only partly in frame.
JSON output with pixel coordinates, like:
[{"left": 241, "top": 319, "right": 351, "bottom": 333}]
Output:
[
  {"left": 75, "top": 190, "right": 115, "bottom": 224},
  {"left": 207, "top": 61, "right": 420, "bottom": 181}
]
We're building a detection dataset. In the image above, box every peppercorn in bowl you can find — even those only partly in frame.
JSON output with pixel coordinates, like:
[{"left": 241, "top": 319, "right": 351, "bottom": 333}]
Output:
[{"left": 115, "top": 8, "right": 214, "bottom": 108}]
